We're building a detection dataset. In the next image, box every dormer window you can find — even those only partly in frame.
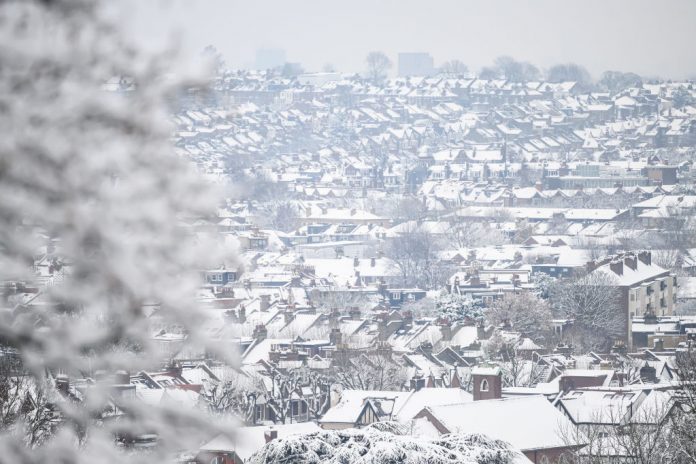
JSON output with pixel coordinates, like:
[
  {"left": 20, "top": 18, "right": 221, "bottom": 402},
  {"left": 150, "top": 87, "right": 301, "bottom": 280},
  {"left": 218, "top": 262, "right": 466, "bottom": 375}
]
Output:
[{"left": 480, "top": 379, "right": 489, "bottom": 392}]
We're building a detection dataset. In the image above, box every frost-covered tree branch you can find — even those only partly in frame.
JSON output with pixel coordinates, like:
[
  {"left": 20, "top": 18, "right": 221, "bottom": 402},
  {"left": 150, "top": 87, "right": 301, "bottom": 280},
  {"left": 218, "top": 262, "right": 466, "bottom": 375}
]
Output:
[{"left": 0, "top": 0, "right": 232, "bottom": 461}]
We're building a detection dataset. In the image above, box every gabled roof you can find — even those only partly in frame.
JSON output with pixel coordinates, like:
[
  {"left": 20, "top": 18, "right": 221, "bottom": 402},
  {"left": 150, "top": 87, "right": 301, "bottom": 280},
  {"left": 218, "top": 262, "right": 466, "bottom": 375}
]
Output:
[{"left": 420, "top": 395, "right": 582, "bottom": 451}]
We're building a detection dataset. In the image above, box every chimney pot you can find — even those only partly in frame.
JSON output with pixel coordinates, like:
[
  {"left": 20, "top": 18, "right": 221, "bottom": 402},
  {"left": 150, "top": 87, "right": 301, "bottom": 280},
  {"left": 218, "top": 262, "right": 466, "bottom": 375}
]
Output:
[{"left": 610, "top": 260, "right": 624, "bottom": 276}]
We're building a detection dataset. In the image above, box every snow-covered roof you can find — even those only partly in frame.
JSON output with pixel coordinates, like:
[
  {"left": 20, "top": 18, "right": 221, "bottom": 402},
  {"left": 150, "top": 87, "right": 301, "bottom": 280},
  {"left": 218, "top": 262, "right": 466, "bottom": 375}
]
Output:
[
  {"left": 200, "top": 422, "right": 321, "bottom": 459},
  {"left": 320, "top": 390, "right": 410, "bottom": 424},
  {"left": 423, "top": 395, "right": 582, "bottom": 451},
  {"left": 592, "top": 258, "right": 669, "bottom": 287}
]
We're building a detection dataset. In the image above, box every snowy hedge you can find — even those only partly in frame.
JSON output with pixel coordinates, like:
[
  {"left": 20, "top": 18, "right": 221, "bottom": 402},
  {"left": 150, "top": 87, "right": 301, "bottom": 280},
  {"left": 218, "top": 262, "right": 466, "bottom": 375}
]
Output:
[{"left": 248, "top": 423, "right": 521, "bottom": 464}]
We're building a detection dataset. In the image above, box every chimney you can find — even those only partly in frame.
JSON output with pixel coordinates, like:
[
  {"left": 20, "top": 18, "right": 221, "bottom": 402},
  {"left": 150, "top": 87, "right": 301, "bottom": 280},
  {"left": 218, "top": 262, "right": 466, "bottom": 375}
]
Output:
[
  {"left": 168, "top": 362, "right": 182, "bottom": 378},
  {"left": 370, "top": 257, "right": 376, "bottom": 267},
  {"left": 349, "top": 307, "right": 361, "bottom": 320},
  {"left": 469, "top": 272, "right": 481, "bottom": 285},
  {"left": 283, "top": 310, "right": 294, "bottom": 326},
  {"left": 260, "top": 294, "right": 271, "bottom": 311},
  {"left": 512, "top": 275, "right": 521, "bottom": 288},
  {"left": 329, "top": 328, "right": 343, "bottom": 346},
  {"left": 534, "top": 181, "right": 543, "bottom": 192},
  {"left": 472, "top": 365, "right": 502, "bottom": 401},
  {"left": 611, "top": 341, "right": 627, "bottom": 356},
  {"left": 253, "top": 324, "right": 268, "bottom": 341},
  {"left": 353, "top": 257, "right": 360, "bottom": 267},
  {"left": 350, "top": 208, "right": 357, "bottom": 216},
  {"left": 653, "top": 338, "right": 664, "bottom": 351},
  {"left": 554, "top": 343, "right": 573, "bottom": 357},
  {"left": 410, "top": 373, "right": 426, "bottom": 391},
  {"left": 610, "top": 260, "right": 624, "bottom": 276},
  {"left": 239, "top": 305, "right": 247, "bottom": 323},
  {"left": 638, "top": 250, "right": 652, "bottom": 266},
  {"left": 440, "top": 324, "right": 453, "bottom": 341},
  {"left": 640, "top": 363, "right": 657, "bottom": 383},
  {"left": 624, "top": 255, "right": 637, "bottom": 271},
  {"left": 264, "top": 428, "right": 278, "bottom": 443}
]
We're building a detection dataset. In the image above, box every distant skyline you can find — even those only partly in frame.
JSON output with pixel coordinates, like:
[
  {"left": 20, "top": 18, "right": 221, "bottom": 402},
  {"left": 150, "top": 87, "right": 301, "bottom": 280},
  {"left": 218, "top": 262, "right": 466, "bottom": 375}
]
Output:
[{"left": 117, "top": 0, "right": 696, "bottom": 79}]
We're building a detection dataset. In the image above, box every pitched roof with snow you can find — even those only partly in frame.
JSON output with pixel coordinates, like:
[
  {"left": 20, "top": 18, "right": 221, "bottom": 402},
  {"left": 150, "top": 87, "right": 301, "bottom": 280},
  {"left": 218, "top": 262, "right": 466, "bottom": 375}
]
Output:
[{"left": 422, "top": 395, "right": 581, "bottom": 451}]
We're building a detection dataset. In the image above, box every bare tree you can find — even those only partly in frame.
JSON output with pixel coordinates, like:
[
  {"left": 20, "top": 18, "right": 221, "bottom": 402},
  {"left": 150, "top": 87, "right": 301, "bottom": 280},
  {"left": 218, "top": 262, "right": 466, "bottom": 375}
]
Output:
[
  {"left": 652, "top": 248, "right": 682, "bottom": 272},
  {"left": 208, "top": 372, "right": 263, "bottom": 424},
  {"left": 365, "top": 51, "right": 392, "bottom": 83},
  {"left": 385, "top": 223, "right": 448, "bottom": 289},
  {"left": 550, "top": 272, "right": 625, "bottom": 352},
  {"left": 483, "top": 335, "right": 547, "bottom": 388},
  {"left": 672, "top": 347, "right": 696, "bottom": 463},
  {"left": 598, "top": 70, "right": 643, "bottom": 95},
  {"left": 309, "top": 288, "right": 378, "bottom": 313},
  {"left": 331, "top": 353, "right": 408, "bottom": 391},
  {"left": 493, "top": 56, "right": 540, "bottom": 82},
  {"left": 228, "top": 367, "right": 331, "bottom": 425},
  {"left": 660, "top": 204, "right": 696, "bottom": 254},
  {"left": 264, "top": 201, "right": 300, "bottom": 232},
  {"left": 401, "top": 296, "right": 437, "bottom": 319},
  {"left": 389, "top": 196, "right": 428, "bottom": 223},
  {"left": 446, "top": 220, "right": 504, "bottom": 249},
  {"left": 558, "top": 398, "right": 676, "bottom": 464},
  {"left": 0, "top": 356, "right": 57, "bottom": 448},
  {"left": 304, "top": 371, "right": 332, "bottom": 420},
  {"left": 487, "top": 291, "right": 553, "bottom": 343},
  {"left": 440, "top": 60, "right": 468, "bottom": 76},
  {"left": 479, "top": 66, "right": 500, "bottom": 80},
  {"left": 547, "top": 63, "right": 592, "bottom": 85}
]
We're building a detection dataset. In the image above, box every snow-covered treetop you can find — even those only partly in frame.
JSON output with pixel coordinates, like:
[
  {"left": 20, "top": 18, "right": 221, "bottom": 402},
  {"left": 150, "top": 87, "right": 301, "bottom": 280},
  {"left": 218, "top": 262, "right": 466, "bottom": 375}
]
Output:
[{"left": 249, "top": 422, "right": 522, "bottom": 464}]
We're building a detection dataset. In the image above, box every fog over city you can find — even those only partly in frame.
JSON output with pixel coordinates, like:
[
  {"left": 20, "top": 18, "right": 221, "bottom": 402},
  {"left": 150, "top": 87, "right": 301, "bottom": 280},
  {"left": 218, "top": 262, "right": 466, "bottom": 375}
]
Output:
[
  {"left": 1, "top": 1, "right": 696, "bottom": 464},
  {"left": 122, "top": 0, "right": 696, "bottom": 79}
]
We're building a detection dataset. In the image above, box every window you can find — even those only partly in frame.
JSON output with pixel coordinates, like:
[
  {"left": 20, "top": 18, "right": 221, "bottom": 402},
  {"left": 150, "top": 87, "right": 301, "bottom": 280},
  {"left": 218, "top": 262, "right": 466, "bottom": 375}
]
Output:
[
  {"left": 301, "top": 401, "right": 307, "bottom": 414},
  {"left": 480, "top": 379, "right": 489, "bottom": 392}
]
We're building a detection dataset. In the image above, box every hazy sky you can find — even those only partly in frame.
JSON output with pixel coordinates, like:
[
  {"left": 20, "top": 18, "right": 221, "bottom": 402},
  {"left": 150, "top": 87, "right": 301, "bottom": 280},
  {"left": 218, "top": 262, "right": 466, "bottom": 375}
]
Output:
[{"left": 118, "top": 0, "right": 696, "bottom": 79}]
